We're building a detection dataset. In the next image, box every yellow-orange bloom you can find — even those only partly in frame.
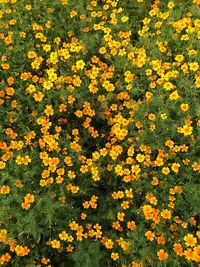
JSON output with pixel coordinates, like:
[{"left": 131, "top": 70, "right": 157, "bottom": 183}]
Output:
[
  {"left": 184, "top": 234, "right": 197, "bottom": 247},
  {"left": 157, "top": 249, "right": 168, "bottom": 261}
]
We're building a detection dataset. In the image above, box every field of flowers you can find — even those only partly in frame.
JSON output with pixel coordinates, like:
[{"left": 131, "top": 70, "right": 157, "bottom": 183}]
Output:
[{"left": 0, "top": 0, "right": 200, "bottom": 266}]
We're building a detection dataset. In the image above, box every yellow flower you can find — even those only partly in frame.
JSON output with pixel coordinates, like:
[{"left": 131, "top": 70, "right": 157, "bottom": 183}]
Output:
[
  {"left": 24, "top": 194, "right": 35, "bottom": 203},
  {"left": 181, "top": 125, "right": 193, "bottom": 136},
  {"left": 136, "top": 154, "right": 145, "bottom": 163},
  {"left": 59, "top": 231, "right": 68, "bottom": 241},
  {"left": 157, "top": 249, "right": 168, "bottom": 261},
  {"left": 148, "top": 113, "right": 156, "bottom": 120},
  {"left": 34, "top": 92, "right": 44, "bottom": 102},
  {"left": 145, "top": 69, "right": 152, "bottom": 76},
  {"left": 76, "top": 60, "right": 85, "bottom": 70},
  {"left": 188, "top": 50, "right": 197, "bottom": 57},
  {"left": 27, "top": 51, "right": 37, "bottom": 59},
  {"left": 189, "top": 62, "right": 199, "bottom": 72},
  {"left": 102, "top": 80, "right": 115, "bottom": 92},
  {"left": 161, "top": 209, "right": 171, "bottom": 219},
  {"left": 99, "top": 47, "right": 106, "bottom": 54},
  {"left": 0, "top": 185, "right": 10, "bottom": 195},
  {"left": 121, "top": 16, "right": 129, "bottom": 23},
  {"left": 61, "top": 0, "right": 68, "bottom": 4},
  {"left": 105, "top": 239, "right": 114, "bottom": 249},
  {"left": 127, "top": 221, "right": 136, "bottom": 230},
  {"left": 163, "top": 82, "right": 174, "bottom": 91},
  {"left": 160, "top": 113, "right": 167, "bottom": 120},
  {"left": 162, "top": 167, "right": 170, "bottom": 175},
  {"left": 43, "top": 80, "right": 53, "bottom": 90},
  {"left": 21, "top": 202, "right": 30, "bottom": 210},
  {"left": 43, "top": 44, "right": 51, "bottom": 52},
  {"left": 111, "top": 252, "right": 119, "bottom": 261},
  {"left": 51, "top": 239, "right": 61, "bottom": 249},
  {"left": 175, "top": 54, "right": 184, "bottom": 61},
  {"left": 180, "top": 103, "right": 189, "bottom": 111},
  {"left": 25, "top": 5, "right": 32, "bottom": 10},
  {"left": 169, "top": 90, "right": 179, "bottom": 100},
  {"left": 145, "top": 230, "right": 155, "bottom": 241},
  {"left": 171, "top": 163, "right": 180, "bottom": 173},
  {"left": 0, "top": 161, "right": 6, "bottom": 169},
  {"left": 184, "top": 234, "right": 197, "bottom": 247},
  {"left": 117, "top": 212, "right": 125, "bottom": 221},
  {"left": 168, "top": 2, "right": 175, "bottom": 8},
  {"left": 44, "top": 105, "right": 54, "bottom": 116}
]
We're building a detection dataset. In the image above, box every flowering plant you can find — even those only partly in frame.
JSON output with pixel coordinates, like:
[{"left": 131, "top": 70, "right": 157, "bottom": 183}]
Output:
[{"left": 0, "top": 0, "right": 199, "bottom": 266}]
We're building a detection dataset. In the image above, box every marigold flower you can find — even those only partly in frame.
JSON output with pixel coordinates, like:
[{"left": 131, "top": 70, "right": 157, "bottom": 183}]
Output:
[
  {"left": 145, "top": 231, "right": 155, "bottom": 241},
  {"left": 34, "top": 92, "right": 44, "bottom": 102},
  {"left": 157, "top": 249, "right": 168, "bottom": 261},
  {"left": 105, "top": 239, "right": 114, "bottom": 249},
  {"left": 164, "top": 81, "right": 174, "bottom": 90},
  {"left": 127, "top": 221, "right": 136, "bottom": 230},
  {"left": 169, "top": 90, "right": 179, "bottom": 100},
  {"left": 189, "top": 62, "right": 199, "bottom": 71},
  {"left": 181, "top": 125, "right": 193, "bottom": 136},
  {"left": 173, "top": 243, "right": 183, "bottom": 255},
  {"left": 184, "top": 248, "right": 195, "bottom": 261},
  {"left": 184, "top": 234, "right": 197, "bottom": 247},
  {"left": 171, "top": 163, "right": 180, "bottom": 173},
  {"left": 24, "top": 194, "right": 35, "bottom": 203},
  {"left": 162, "top": 167, "right": 170, "bottom": 175},
  {"left": 161, "top": 209, "right": 171, "bottom": 219},
  {"left": 21, "top": 202, "right": 30, "bottom": 210},
  {"left": 51, "top": 239, "right": 61, "bottom": 249},
  {"left": 180, "top": 103, "right": 189, "bottom": 111},
  {"left": 59, "top": 231, "right": 68, "bottom": 241},
  {"left": 0, "top": 185, "right": 10, "bottom": 195}
]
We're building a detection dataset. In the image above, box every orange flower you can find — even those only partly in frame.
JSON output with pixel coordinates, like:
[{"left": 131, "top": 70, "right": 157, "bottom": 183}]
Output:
[
  {"left": 51, "top": 239, "right": 60, "bottom": 249},
  {"left": 23, "top": 155, "right": 31, "bottom": 165},
  {"left": 173, "top": 243, "right": 183, "bottom": 256},
  {"left": 184, "top": 248, "right": 195, "bottom": 261},
  {"left": 27, "top": 50, "right": 37, "bottom": 59},
  {"left": 157, "top": 249, "right": 168, "bottom": 261},
  {"left": 24, "top": 194, "right": 35, "bottom": 203},
  {"left": 21, "top": 202, "right": 30, "bottom": 210},
  {"left": 184, "top": 234, "right": 197, "bottom": 247},
  {"left": 162, "top": 167, "right": 170, "bottom": 175},
  {"left": 15, "top": 180, "right": 23, "bottom": 188},
  {"left": 0, "top": 161, "right": 6, "bottom": 170},
  {"left": 66, "top": 244, "right": 74, "bottom": 252},
  {"left": 181, "top": 125, "right": 193, "bottom": 136},
  {"left": 15, "top": 245, "right": 30, "bottom": 256},
  {"left": 117, "top": 212, "right": 125, "bottom": 221},
  {"left": 34, "top": 91, "right": 44, "bottom": 102},
  {"left": 111, "top": 252, "right": 119, "bottom": 261},
  {"left": 105, "top": 239, "right": 114, "bottom": 249},
  {"left": 180, "top": 103, "right": 189, "bottom": 111},
  {"left": 145, "top": 230, "right": 155, "bottom": 241},
  {"left": 69, "top": 221, "right": 79, "bottom": 231},
  {"left": 136, "top": 153, "right": 145, "bottom": 163},
  {"left": 148, "top": 113, "right": 156, "bottom": 120},
  {"left": 0, "top": 185, "right": 10, "bottom": 195},
  {"left": 6, "top": 87, "right": 14, "bottom": 96},
  {"left": 171, "top": 163, "right": 180, "bottom": 173},
  {"left": 44, "top": 105, "right": 54, "bottom": 116},
  {"left": 165, "top": 139, "right": 174, "bottom": 148},
  {"left": 156, "top": 235, "right": 165, "bottom": 245},
  {"left": 161, "top": 209, "right": 171, "bottom": 219},
  {"left": 59, "top": 231, "right": 68, "bottom": 241}
]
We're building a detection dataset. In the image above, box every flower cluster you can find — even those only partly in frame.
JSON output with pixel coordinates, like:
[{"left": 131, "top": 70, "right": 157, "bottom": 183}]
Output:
[{"left": 0, "top": 0, "right": 199, "bottom": 266}]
